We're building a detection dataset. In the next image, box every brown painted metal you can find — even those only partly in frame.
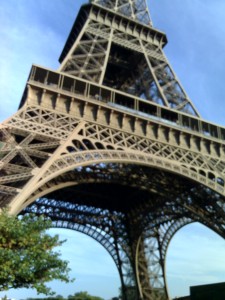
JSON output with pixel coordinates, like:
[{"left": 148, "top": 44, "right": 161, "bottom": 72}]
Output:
[{"left": 1, "top": 1, "right": 225, "bottom": 299}]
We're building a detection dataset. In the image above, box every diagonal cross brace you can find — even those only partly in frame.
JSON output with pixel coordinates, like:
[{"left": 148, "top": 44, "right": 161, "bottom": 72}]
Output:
[{"left": 90, "top": 0, "right": 153, "bottom": 25}]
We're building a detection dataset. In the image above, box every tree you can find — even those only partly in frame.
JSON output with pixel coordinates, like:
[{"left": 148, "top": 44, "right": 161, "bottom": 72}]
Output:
[
  {"left": 25, "top": 292, "right": 104, "bottom": 300},
  {"left": 119, "top": 286, "right": 137, "bottom": 300},
  {"left": 68, "top": 291, "right": 104, "bottom": 300},
  {"left": 27, "top": 296, "right": 65, "bottom": 300},
  {"left": 0, "top": 211, "right": 74, "bottom": 295}
]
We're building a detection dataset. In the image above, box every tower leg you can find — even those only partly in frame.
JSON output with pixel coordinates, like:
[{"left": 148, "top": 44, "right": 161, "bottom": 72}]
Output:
[{"left": 135, "top": 230, "right": 168, "bottom": 300}]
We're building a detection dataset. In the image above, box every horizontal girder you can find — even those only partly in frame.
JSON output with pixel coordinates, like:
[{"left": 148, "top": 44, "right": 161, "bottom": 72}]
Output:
[
  {"left": 58, "top": 3, "right": 199, "bottom": 116},
  {"left": 91, "top": 0, "right": 152, "bottom": 25},
  {"left": 1, "top": 0, "right": 225, "bottom": 297}
]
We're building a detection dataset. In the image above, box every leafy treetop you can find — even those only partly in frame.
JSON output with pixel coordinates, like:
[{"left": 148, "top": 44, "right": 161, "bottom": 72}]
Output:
[{"left": 0, "top": 211, "right": 74, "bottom": 295}]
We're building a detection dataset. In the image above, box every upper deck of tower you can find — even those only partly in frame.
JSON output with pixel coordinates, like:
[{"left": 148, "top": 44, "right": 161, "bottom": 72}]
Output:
[
  {"left": 90, "top": 0, "right": 153, "bottom": 26},
  {"left": 59, "top": 1, "right": 167, "bottom": 64},
  {"left": 57, "top": 0, "right": 200, "bottom": 117}
]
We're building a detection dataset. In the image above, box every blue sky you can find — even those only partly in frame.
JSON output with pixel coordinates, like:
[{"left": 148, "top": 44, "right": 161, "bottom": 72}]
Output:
[{"left": 0, "top": 0, "right": 225, "bottom": 299}]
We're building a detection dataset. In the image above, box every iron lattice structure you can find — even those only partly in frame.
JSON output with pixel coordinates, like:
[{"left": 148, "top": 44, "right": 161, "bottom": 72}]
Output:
[{"left": 1, "top": 0, "right": 225, "bottom": 299}]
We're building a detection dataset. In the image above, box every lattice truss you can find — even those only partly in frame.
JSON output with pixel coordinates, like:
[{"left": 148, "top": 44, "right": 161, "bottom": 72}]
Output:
[
  {"left": 59, "top": 3, "right": 199, "bottom": 116},
  {"left": 1, "top": 104, "right": 225, "bottom": 202},
  {"left": 91, "top": 0, "right": 152, "bottom": 25},
  {"left": 61, "top": 22, "right": 109, "bottom": 82},
  {"left": 1, "top": 103, "right": 225, "bottom": 299},
  {"left": 21, "top": 162, "right": 225, "bottom": 300},
  {"left": 1, "top": 0, "right": 225, "bottom": 299}
]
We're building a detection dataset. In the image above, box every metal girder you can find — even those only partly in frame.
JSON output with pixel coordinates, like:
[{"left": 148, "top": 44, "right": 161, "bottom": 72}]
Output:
[
  {"left": 22, "top": 197, "right": 136, "bottom": 300},
  {"left": 1, "top": 94, "right": 225, "bottom": 298},
  {"left": 1, "top": 0, "right": 225, "bottom": 299},
  {"left": 1, "top": 97, "right": 225, "bottom": 299},
  {"left": 91, "top": 0, "right": 152, "bottom": 25},
  {"left": 18, "top": 161, "right": 225, "bottom": 299},
  {"left": 58, "top": 2, "right": 199, "bottom": 116}
]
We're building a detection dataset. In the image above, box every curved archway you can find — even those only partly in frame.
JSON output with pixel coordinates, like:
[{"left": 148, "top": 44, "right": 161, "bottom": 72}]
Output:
[
  {"left": 47, "top": 228, "right": 121, "bottom": 298},
  {"left": 38, "top": 150, "right": 224, "bottom": 197},
  {"left": 166, "top": 222, "right": 225, "bottom": 298},
  {"left": 19, "top": 160, "right": 225, "bottom": 299},
  {"left": 10, "top": 149, "right": 225, "bottom": 216}
]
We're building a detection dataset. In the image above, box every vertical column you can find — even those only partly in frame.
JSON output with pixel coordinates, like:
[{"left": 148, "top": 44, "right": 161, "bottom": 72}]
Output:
[{"left": 135, "top": 229, "right": 168, "bottom": 300}]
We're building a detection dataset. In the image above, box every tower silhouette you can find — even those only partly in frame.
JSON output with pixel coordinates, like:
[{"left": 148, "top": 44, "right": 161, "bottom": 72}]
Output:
[{"left": 1, "top": 1, "right": 225, "bottom": 299}]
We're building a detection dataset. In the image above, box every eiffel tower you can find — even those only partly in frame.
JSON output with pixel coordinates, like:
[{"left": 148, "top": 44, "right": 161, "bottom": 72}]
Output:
[{"left": 1, "top": 0, "right": 225, "bottom": 299}]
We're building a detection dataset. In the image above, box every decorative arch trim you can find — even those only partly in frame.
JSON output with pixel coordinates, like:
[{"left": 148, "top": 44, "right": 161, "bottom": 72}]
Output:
[
  {"left": 39, "top": 150, "right": 223, "bottom": 196},
  {"left": 10, "top": 149, "right": 223, "bottom": 215}
]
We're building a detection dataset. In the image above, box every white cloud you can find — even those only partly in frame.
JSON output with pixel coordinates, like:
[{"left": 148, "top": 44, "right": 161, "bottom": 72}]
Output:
[{"left": 0, "top": 0, "right": 76, "bottom": 121}]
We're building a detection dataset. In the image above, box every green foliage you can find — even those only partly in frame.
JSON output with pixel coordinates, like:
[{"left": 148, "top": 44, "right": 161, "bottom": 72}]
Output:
[
  {"left": 68, "top": 291, "right": 104, "bottom": 300},
  {"left": 26, "top": 292, "right": 104, "bottom": 300},
  {"left": 27, "top": 296, "right": 65, "bottom": 300},
  {"left": 0, "top": 211, "right": 74, "bottom": 295},
  {"left": 119, "top": 286, "right": 137, "bottom": 300}
]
